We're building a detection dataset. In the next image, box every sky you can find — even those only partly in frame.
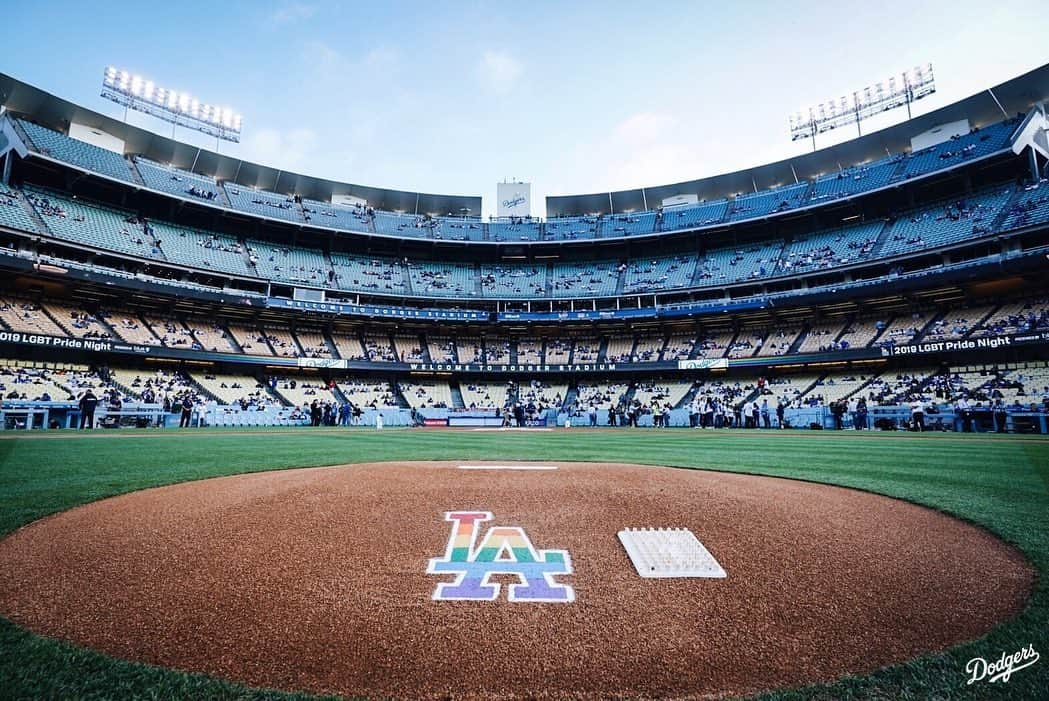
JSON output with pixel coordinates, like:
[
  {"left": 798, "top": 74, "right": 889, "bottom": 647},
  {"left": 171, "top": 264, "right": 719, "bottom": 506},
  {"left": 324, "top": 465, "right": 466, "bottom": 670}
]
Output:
[{"left": 2, "top": 0, "right": 1046, "bottom": 217}]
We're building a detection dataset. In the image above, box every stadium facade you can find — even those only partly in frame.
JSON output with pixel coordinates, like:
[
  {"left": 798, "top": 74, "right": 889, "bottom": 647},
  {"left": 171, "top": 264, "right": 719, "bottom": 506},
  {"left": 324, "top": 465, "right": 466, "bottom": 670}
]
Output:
[{"left": 0, "top": 65, "right": 1047, "bottom": 431}]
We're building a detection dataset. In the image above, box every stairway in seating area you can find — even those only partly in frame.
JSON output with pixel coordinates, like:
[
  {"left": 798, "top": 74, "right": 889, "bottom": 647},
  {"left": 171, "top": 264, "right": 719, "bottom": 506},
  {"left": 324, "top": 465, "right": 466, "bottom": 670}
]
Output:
[{"left": 449, "top": 382, "right": 466, "bottom": 409}]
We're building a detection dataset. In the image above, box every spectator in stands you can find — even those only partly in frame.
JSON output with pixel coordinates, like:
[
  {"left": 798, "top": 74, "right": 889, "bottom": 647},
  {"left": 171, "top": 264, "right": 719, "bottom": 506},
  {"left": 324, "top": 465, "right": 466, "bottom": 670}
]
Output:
[{"left": 78, "top": 389, "right": 98, "bottom": 429}]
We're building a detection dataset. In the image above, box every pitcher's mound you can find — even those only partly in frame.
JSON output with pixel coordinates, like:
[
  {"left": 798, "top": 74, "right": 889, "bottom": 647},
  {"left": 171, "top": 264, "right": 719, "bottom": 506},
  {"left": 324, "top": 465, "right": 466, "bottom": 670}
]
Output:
[{"left": 0, "top": 462, "right": 1033, "bottom": 700}]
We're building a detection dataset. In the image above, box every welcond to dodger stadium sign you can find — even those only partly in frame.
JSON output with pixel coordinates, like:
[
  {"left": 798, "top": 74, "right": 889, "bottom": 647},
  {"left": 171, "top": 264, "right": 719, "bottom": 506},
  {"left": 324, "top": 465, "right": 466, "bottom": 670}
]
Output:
[
  {"left": 879, "top": 333, "right": 1041, "bottom": 357},
  {"left": 408, "top": 362, "right": 617, "bottom": 373},
  {"left": 266, "top": 298, "right": 488, "bottom": 322}
]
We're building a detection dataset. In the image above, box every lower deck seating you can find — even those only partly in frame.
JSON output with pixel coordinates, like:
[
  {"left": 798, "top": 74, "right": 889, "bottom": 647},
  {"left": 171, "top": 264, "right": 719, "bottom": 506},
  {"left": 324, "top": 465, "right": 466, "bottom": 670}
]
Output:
[
  {"left": 516, "top": 338, "right": 544, "bottom": 365},
  {"left": 801, "top": 374, "right": 876, "bottom": 405},
  {"left": 545, "top": 339, "right": 572, "bottom": 364},
  {"left": 762, "top": 374, "right": 821, "bottom": 405},
  {"left": 695, "top": 330, "right": 735, "bottom": 358},
  {"left": 338, "top": 380, "right": 398, "bottom": 408},
  {"left": 296, "top": 329, "right": 333, "bottom": 359},
  {"left": 271, "top": 377, "right": 339, "bottom": 407},
  {"left": 574, "top": 381, "right": 627, "bottom": 411},
  {"left": 191, "top": 373, "right": 271, "bottom": 406},
  {"left": 455, "top": 337, "right": 483, "bottom": 364},
  {"left": 0, "top": 360, "right": 114, "bottom": 402},
  {"left": 0, "top": 298, "right": 68, "bottom": 337},
  {"left": 393, "top": 335, "right": 425, "bottom": 362},
  {"left": 518, "top": 381, "right": 565, "bottom": 410},
  {"left": 398, "top": 381, "right": 453, "bottom": 409},
  {"left": 110, "top": 368, "right": 196, "bottom": 403},
  {"left": 460, "top": 382, "right": 510, "bottom": 409},
  {"left": 332, "top": 333, "right": 367, "bottom": 361},
  {"left": 109, "top": 314, "right": 160, "bottom": 346},
  {"left": 227, "top": 324, "right": 274, "bottom": 356},
  {"left": 632, "top": 381, "right": 694, "bottom": 410},
  {"left": 427, "top": 337, "right": 457, "bottom": 363}
]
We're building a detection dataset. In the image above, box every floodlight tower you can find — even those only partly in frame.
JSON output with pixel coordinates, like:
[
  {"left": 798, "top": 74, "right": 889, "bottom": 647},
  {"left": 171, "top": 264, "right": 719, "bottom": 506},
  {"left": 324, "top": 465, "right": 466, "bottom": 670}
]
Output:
[
  {"left": 789, "top": 64, "right": 936, "bottom": 151},
  {"left": 100, "top": 67, "right": 243, "bottom": 150}
]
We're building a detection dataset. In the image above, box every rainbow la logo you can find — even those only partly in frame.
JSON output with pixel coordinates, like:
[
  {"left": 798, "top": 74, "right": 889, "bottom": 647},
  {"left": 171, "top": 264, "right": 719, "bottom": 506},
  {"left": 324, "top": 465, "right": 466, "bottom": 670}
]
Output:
[{"left": 427, "top": 511, "right": 574, "bottom": 602}]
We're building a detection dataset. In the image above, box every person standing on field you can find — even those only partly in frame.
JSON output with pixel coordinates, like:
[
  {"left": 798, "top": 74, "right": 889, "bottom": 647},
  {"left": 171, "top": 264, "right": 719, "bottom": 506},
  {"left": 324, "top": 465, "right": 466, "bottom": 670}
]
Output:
[
  {"left": 910, "top": 397, "right": 925, "bottom": 432},
  {"left": 78, "top": 389, "right": 98, "bottom": 429},
  {"left": 179, "top": 394, "right": 193, "bottom": 428}
]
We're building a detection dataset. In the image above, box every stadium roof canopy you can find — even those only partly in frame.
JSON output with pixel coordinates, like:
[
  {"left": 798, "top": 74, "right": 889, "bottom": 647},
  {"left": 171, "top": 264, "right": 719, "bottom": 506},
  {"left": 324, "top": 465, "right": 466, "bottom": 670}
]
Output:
[
  {"left": 0, "top": 73, "right": 482, "bottom": 218},
  {"left": 546, "top": 62, "right": 1049, "bottom": 217}
]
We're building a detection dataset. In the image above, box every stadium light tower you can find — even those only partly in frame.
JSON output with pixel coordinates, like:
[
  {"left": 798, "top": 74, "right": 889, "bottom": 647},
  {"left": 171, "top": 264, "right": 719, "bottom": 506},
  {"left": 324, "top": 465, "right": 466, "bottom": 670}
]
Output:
[
  {"left": 100, "top": 66, "right": 243, "bottom": 145},
  {"left": 788, "top": 64, "right": 936, "bottom": 151}
]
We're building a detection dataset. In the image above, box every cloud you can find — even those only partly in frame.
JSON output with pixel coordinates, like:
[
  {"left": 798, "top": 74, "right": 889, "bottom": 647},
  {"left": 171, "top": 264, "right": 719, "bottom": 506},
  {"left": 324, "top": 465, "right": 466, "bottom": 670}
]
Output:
[
  {"left": 300, "top": 41, "right": 400, "bottom": 80},
  {"left": 553, "top": 111, "right": 714, "bottom": 195},
  {"left": 240, "top": 126, "right": 319, "bottom": 173},
  {"left": 302, "top": 40, "right": 343, "bottom": 69},
  {"left": 612, "top": 112, "right": 676, "bottom": 146},
  {"left": 271, "top": 2, "right": 315, "bottom": 24},
  {"left": 477, "top": 50, "right": 523, "bottom": 95}
]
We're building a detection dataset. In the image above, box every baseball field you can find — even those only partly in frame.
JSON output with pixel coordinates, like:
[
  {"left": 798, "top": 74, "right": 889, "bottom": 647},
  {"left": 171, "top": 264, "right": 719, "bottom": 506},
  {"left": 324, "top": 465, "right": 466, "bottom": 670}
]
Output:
[{"left": 0, "top": 427, "right": 1046, "bottom": 700}]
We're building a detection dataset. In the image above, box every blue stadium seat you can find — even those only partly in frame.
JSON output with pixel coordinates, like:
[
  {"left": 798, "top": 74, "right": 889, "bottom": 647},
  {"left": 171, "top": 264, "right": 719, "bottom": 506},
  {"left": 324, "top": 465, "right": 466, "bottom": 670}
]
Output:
[
  {"left": 19, "top": 120, "right": 135, "bottom": 183},
  {"left": 727, "top": 182, "right": 809, "bottom": 221},
  {"left": 879, "top": 188, "right": 1014, "bottom": 257},
  {"left": 407, "top": 261, "right": 477, "bottom": 297},
  {"left": 149, "top": 220, "right": 255, "bottom": 276},
  {"left": 549, "top": 260, "right": 620, "bottom": 297},
  {"left": 135, "top": 158, "right": 224, "bottom": 204},
  {"left": 544, "top": 216, "right": 599, "bottom": 241},
  {"left": 623, "top": 255, "right": 697, "bottom": 294},
  {"left": 331, "top": 254, "right": 409, "bottom": 294},
  {"left": 480, "top": 264, "right": 546, "bottom": 297},
  {"left": 223, "top": 184, "right": 304, "bottom": 223},
  {"left": 809, "top": 160, "right": 900, "bottom": 202},
  {"left": 488, "top": 220, "right": 542, "bottom": 242},
  {"left": 898, "top": 120, "right": 1016, "bottom": 179},
  {"left": 695, "top": 240, "right": 786, "bottom": 286},
  {"left": 0, "top": 186, "right": 39, "bottom": 234},
  {"left": 24, "top": 187, "right": 158, "bottom": 259},
  {"left": 247, "top": 240, "right": 332, "bottom": 287},
  {"left": 301, "top": 198, "right": 372, "bottom": 233},
  {"left": 659, "top": 200, "right": 729, "bottom": 232},
  {"left": 776, "top": 222, "right": 883, "bottom": 275},
  {"left": 999, "top": 183, "right": 1049, "bottom": 230},
  {"left": 372, "top": 211, "right": 436, "bottom": 239}
]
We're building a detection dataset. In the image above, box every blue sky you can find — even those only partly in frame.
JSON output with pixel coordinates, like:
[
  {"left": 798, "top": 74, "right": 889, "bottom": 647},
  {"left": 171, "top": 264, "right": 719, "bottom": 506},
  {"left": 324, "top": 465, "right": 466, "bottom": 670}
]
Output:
[{"left": 2, "top": 0, "right": 1046, "bottom": 216}]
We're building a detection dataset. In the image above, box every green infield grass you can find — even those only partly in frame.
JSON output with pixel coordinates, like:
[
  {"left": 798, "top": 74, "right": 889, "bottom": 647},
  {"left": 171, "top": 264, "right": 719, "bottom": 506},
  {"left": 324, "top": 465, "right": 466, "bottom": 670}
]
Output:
[{"left": 0, "top": 427, "right": 1047, "bottom": 700}]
